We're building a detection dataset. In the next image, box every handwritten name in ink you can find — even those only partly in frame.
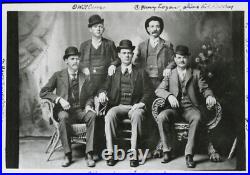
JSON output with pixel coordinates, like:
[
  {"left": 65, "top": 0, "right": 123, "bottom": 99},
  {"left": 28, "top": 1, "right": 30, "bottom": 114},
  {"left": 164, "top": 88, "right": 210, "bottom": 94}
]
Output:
[
  {"left": 72, "top": 4, "right": 106, "bottom": 10},
  {"left": 134, "top": 3, "right": 234, "bottom": 11}
]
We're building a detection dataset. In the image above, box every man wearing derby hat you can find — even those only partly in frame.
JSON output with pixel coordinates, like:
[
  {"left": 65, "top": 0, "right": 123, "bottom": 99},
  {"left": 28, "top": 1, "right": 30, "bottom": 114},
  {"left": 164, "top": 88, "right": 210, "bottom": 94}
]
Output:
[
  {"left": 79, "top": 14, "right": 120, "bottom": 96},
  {"left": 98, "top": 40, "right": 153, "bottom": 167},
  {"left": 40, "top": 46, "right": 97, "bottom": 167},
  {"left": 155, "top": 45, "right": 217, "bottom": 168},
  {"left": 133, "top": 16, "right": 175, "bottom": 89}
]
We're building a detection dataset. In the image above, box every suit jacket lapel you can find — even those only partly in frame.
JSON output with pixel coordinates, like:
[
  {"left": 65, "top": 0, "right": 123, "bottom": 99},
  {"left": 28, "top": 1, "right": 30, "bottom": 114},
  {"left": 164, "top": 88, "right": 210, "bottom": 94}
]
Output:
[
  {"left": 115, "top": 67, "right": 121, "bottom": 95},
  {"left": 60, "top": 69, "right": 69, "bottom": 96},
  {"left": 130, "top": 67, "right": 138, "bottom": 94},
  {"left": 184, "top": 68, "right": 193, "bottom": 88},
  {"left": 156, "top": 38, "right": 165, "bottom": 56},
  {"left": 142, "top": 40, "right": 149, "bottom": 63},
  {"left": 85, "top": 40, "right": 92, "bottom": 64},
  {"left": 78, "top": 71, "right": 85, "bottom": 99},
  {"left": 170, "top": 68, "right": 179, "bottom": 97}
]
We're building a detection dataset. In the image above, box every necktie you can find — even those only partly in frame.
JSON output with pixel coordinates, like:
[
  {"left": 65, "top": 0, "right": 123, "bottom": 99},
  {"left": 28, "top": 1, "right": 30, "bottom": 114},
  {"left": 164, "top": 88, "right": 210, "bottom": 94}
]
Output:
[
  {"left": 124, "top": 68, "right": 129, "bottom": 76},
  {"left": 72, "top": 73, "right": 77, "bottom": 81}
]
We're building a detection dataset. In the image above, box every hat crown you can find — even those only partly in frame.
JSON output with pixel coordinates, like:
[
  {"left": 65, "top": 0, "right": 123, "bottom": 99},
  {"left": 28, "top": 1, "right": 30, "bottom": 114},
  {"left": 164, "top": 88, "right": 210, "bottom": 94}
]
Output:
[
  {"left": 117, "top": 39, "right": 135, "bottom": 51},
  {"left": 88, "top": 14, "right": 104, "bottom": 27},
  {"left": 119, "top": 40, "right": 133, "bottom": 48},
  {"left": 175, "top": 45, "right": 190, "bottom": 56},
  {"left": 63, "top": 46, "right": 80, "bottom": 60}
]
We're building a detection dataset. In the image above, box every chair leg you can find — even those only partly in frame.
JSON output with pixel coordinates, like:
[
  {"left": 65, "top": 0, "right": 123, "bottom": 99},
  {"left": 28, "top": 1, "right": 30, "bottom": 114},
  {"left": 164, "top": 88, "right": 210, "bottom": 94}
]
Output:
[
  {"left": 45, "top": 131, "right": 56, "bottom": 153},
  {"left": 47, "top": 131, "right": 60, "bottom": 161}
]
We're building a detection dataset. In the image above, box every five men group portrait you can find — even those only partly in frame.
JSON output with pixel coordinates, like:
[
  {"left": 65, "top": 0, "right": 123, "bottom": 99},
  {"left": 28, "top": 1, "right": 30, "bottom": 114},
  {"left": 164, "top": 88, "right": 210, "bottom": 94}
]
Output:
[{"left": 40, "top": 14, "right": 220, "bottom": 168}]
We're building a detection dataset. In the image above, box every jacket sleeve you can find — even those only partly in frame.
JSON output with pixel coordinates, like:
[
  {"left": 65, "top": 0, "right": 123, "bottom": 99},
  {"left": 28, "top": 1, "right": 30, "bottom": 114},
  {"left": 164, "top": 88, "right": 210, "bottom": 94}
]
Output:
[
  {"left": 133, "top": 44, "right": 142, "bottom": 68},
  {"left": 79, "top": 42, "right": 89, "bottom": 69},
  {"left": 140, "top": 70, "right": 153, "bottom": 106},
  {"left": 197, "top": 71, "right": 214, "bottom": 98},
  {"left": 110, "top": 41, "right": 121, "bottom": 66},
  {"left": 155, "top": 76, "right": 173, "bottom": 99},
  {"left": 98, "top": 75, "right": 112, "bottom": 95},
  {"left": 39, "top": 72, "right": 59, "bottom": 102}
]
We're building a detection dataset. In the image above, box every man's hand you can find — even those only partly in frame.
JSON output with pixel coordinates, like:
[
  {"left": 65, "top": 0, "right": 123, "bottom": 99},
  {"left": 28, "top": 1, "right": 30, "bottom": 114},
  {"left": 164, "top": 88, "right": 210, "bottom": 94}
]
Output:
[
  {"left": 83, "top": 68, "right": 90, "bottom": 76},
  {"left": 108, "top": 65, "right": 116, "bottom": 76},
  {"left": 59, "top": 98, "right": 71, "bottom": 110},
  {"left": 85, "top": 105, "right": 96, "bottom": 113},
  {"left": 206, "top": 96, "right": 216, "bottom": 109},
  {"left": 167, "top": 95, "right": 179, "bottom": 108},
  {"left": 163, "top": 68, "right": 172, "bottom": 77},
  {"left": 98, "top": 92, "right": 108, "bottom": 103},
  {"left": 130, "top": 102, "right": 145, "bottom": 112}
]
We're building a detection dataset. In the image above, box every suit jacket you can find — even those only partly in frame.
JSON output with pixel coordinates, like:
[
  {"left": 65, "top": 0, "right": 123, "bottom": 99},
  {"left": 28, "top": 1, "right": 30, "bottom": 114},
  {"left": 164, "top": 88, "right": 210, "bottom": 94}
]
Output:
[
  {"left": 133, "top": 37, "right": 175, "bottom": 79},
  {"left": 155, "top": 67, "right": 214, "bottom": 107},
  {"left": 40, "top": 69, "right": 94, "bottom": 108},
  {"left": 79, "top": 37, "right": 120, "bottom": 72},
  {"left": 100, "top": 65, "right": 153, "bottom": 109}
]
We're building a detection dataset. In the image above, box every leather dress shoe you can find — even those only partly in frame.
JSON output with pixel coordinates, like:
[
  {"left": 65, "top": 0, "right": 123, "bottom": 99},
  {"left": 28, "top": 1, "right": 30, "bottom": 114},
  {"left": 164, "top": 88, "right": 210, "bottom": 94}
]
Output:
[
  {"left": 86, "top": 153, "right": 96, "bottom": 167},
  {"left": 185, "top": 154, "right": 196, "bottom": 168},
  {"left": 106, "top": 155, "right": 116, "bottom": 166},
  {"left": 130, "top": 160, "right": 139, "bottom": 167},
  {"left": 62, "top": 154, "right": 73, "bottom": 167},
  {"left": 161, "top": 151, "right": 172, "bottom": 163}
]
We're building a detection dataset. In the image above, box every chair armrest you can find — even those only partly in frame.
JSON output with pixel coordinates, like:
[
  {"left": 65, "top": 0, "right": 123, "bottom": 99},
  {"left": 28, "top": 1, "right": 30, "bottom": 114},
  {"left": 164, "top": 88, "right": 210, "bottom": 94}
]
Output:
[
  {"left": 94, "top": 96, "right": 108, "bottom": 116},
  {"left": 151, "top": 97, "right": 166, "bottom": 122},
  {"left": 206, "top": 101, "right": 222, "bottom": 130},
  {"left": 40, "top": 99, "right": 57, "bottom": 125}
]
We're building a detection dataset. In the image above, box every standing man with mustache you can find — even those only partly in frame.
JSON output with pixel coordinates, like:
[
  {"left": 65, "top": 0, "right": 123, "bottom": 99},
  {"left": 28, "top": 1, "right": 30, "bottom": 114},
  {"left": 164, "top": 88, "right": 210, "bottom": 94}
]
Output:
[
  {"left": 79, "top": 14, "right": 120, "bottom": 96},
  {"left": 134, "top": 16, "right": 175, "bottom": 89}
]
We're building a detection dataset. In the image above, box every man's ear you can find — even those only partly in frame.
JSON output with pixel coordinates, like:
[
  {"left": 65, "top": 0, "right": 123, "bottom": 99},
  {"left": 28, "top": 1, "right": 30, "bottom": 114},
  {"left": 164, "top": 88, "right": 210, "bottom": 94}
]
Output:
[{"left": 88, "top": 27, "right": 92, "bottom": 33}]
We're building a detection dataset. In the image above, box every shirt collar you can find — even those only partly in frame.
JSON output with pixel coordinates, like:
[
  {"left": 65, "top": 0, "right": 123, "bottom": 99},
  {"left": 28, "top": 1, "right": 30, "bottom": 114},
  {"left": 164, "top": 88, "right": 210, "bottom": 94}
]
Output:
[
  {"left": 121, "top": 64, "right": 132, "bottom": 74},
  {"left": 149, "top": 37, "right": 160, "bottom": 47},
  {"left": 68, "top": 69, "right": 78, "bottom": 78},
  {"left": 176, "top": 67, "right": 186, "bottom": 75}
]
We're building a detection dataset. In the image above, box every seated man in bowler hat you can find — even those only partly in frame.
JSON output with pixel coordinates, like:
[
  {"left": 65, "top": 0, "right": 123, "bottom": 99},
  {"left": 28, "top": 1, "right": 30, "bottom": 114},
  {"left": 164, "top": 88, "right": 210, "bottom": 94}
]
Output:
[
  {"left": 155, "top": 45, "right": 217, "bottom": 168},
  {"left": 98, "top": 40, "right": 153, "bottom": 167},
  {"left": 40, "top": 47, "right": 97, "bottom": 167},
  {"left": 79, "top": 14, "right": 120, "bottom": 96}
]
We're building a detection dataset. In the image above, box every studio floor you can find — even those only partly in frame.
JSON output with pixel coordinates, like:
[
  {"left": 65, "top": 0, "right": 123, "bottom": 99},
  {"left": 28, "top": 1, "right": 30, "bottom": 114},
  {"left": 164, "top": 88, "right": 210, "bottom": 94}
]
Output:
[{"left": 19, "top": 137, "right": 236, "bottom": 172}]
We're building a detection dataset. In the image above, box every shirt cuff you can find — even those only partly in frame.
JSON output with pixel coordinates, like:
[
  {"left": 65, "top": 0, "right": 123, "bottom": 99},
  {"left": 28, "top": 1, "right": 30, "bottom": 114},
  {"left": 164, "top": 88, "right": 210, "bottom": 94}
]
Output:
[{"left": 55, "top": 97, "right": 61, "bottom": 104}]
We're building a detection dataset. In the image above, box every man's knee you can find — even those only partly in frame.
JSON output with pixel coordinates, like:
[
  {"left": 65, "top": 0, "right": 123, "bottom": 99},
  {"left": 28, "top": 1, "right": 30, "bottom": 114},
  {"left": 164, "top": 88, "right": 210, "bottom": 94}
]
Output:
[
  {"left": 157, "top": 109, "right": 173, "bottom": 123},
  {"left": 87, "top": 111, "right": 97, "bottom": 122},
  {"left": 130, "top": 109, "right": 145, "bottom": 122},
  {"left": 105, "top": 108, "right": 118, "bottom": 123},
  {"left": 191, "top": 111, "right": 201, "bottom": 123},
  {"left": 58, "top": 111, "right": 69, "bottom": 122}
]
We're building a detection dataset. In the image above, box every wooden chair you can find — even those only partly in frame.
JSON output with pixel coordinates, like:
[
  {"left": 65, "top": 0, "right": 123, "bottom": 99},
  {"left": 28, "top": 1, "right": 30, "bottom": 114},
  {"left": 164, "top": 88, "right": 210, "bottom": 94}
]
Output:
[
  {"left": 40, "top": 97, "right": 107, "bottom": 161},
  {"left": 151, "top": 97, "right": 223, "bottom": 160}
]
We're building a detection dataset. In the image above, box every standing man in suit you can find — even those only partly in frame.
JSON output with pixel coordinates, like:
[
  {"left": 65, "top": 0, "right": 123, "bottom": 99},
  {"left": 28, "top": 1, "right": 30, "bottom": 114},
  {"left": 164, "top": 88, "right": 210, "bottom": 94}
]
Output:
[
  {"left": 133, "top": 16, "right": 175, "bottom": 89},
  {"left": 98, "top": 40, "right": 153, "bottom": 167},
  {"left": 155, "top": 45, "right": 217, "bottom": 168},
  {"left": 40, "top": 47, "right": 97, "bottom": 167},
  {"left": 79, "top": 14, "right": 120, "bottom": 96}
]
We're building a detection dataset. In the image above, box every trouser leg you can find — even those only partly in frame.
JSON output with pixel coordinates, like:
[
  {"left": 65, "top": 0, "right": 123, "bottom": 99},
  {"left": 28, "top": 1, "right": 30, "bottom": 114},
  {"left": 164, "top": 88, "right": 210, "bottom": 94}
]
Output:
[
  {"left": 157, "top": 109, "right": 177, "bottom": 152},
  {"left": 58, "top": 111, "right": 72, "bottom": 154},
  {"left": 129, "top": 108, "right": 146, "bottom": 150},
  {"left": 82, "top": 111, "right": 97, "bottom": 154},
  {"left": 105, "top": 105, "right": 130, "bottom": 153},
  {"left": 182, "top": 108, "right": 201, "bottom": 156}
]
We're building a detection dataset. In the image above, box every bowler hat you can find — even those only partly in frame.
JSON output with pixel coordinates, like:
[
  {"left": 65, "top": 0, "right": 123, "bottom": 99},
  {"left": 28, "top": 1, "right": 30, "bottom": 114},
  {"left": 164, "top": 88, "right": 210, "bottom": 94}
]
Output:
[
  {"left": 145, "top": 16, "right": 164, "bottom": 35},
  {"left": 88, "top": 14, "right": 104, "bottom": 28},
  {"left": 175, "top": 45, "right": 191, "bottom": 56},
  {"left": 63, "top": 46, "right": 80, "bottom": 60},
  {"left": 117, "top": 40, "right": 135, "bottom": 52}
]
